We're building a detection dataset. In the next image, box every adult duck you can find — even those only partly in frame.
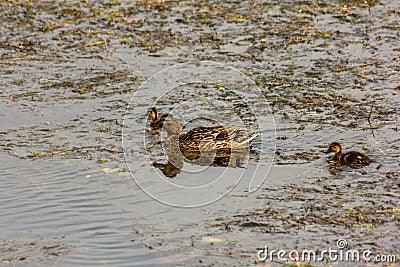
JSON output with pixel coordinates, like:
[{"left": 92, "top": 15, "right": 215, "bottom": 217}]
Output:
[{"left": 163, "top": 118, "right": 259, "bottom": 152}]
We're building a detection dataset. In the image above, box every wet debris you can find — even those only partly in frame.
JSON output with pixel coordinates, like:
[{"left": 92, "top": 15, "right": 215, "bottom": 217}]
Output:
[{"left": 0, "top": 238, "right": 69, "bottom": 263}]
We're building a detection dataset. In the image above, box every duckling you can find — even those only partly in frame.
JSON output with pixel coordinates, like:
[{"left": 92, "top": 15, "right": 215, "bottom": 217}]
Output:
[
  {"left": 148, "top": 107, "right": 170, "bottom": 130},
  {"left": 325, "top": 142, "right": 372, "bottom": 166},
  {"left": 163, "top": 118, "right": 259, "bottom": 152}
]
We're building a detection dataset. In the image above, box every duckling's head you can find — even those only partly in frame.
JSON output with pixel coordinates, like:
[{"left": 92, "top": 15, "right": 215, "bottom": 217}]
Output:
[
  {"left": 163, "top": 116, "right": 182, "bottom": 135},
  {"left": 148, "top": 107, "right": 158, "bottom": 121},
  {"left": 325, "top": 142, "right": 342, "bottom": 154}
]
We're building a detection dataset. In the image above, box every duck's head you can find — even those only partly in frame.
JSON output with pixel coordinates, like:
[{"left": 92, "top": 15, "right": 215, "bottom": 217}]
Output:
[
  {"left": 325, "top": 142, "right": 341, "bottom": 154},
  {"left": 148, "top": 107, "right": 158, "bottom": 121},
  {"left": 163, "top": 117, "right": 182, "bottom": 135}
]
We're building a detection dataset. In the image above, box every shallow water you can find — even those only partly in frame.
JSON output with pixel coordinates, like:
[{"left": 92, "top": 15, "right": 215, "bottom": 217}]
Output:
[
  {"left": 1, "top": 0, "right": 399, "bottom": 266},
  {"left": 0, "top": 154, "right": 312, "bottom": 266}
]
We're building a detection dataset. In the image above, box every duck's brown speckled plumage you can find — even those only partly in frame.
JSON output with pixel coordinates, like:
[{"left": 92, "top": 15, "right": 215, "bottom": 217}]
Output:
[
  {"left": 325, "top": 142, "right": 373, "bottom": 166},
  {"left": 164, "top": 118, "right": 259, "bottom": 152}
]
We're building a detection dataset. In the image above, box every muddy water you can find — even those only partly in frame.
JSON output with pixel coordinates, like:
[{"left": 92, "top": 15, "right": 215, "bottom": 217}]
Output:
[{"left": 1, "top": 0, "right": 399, "bottom": 266}]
